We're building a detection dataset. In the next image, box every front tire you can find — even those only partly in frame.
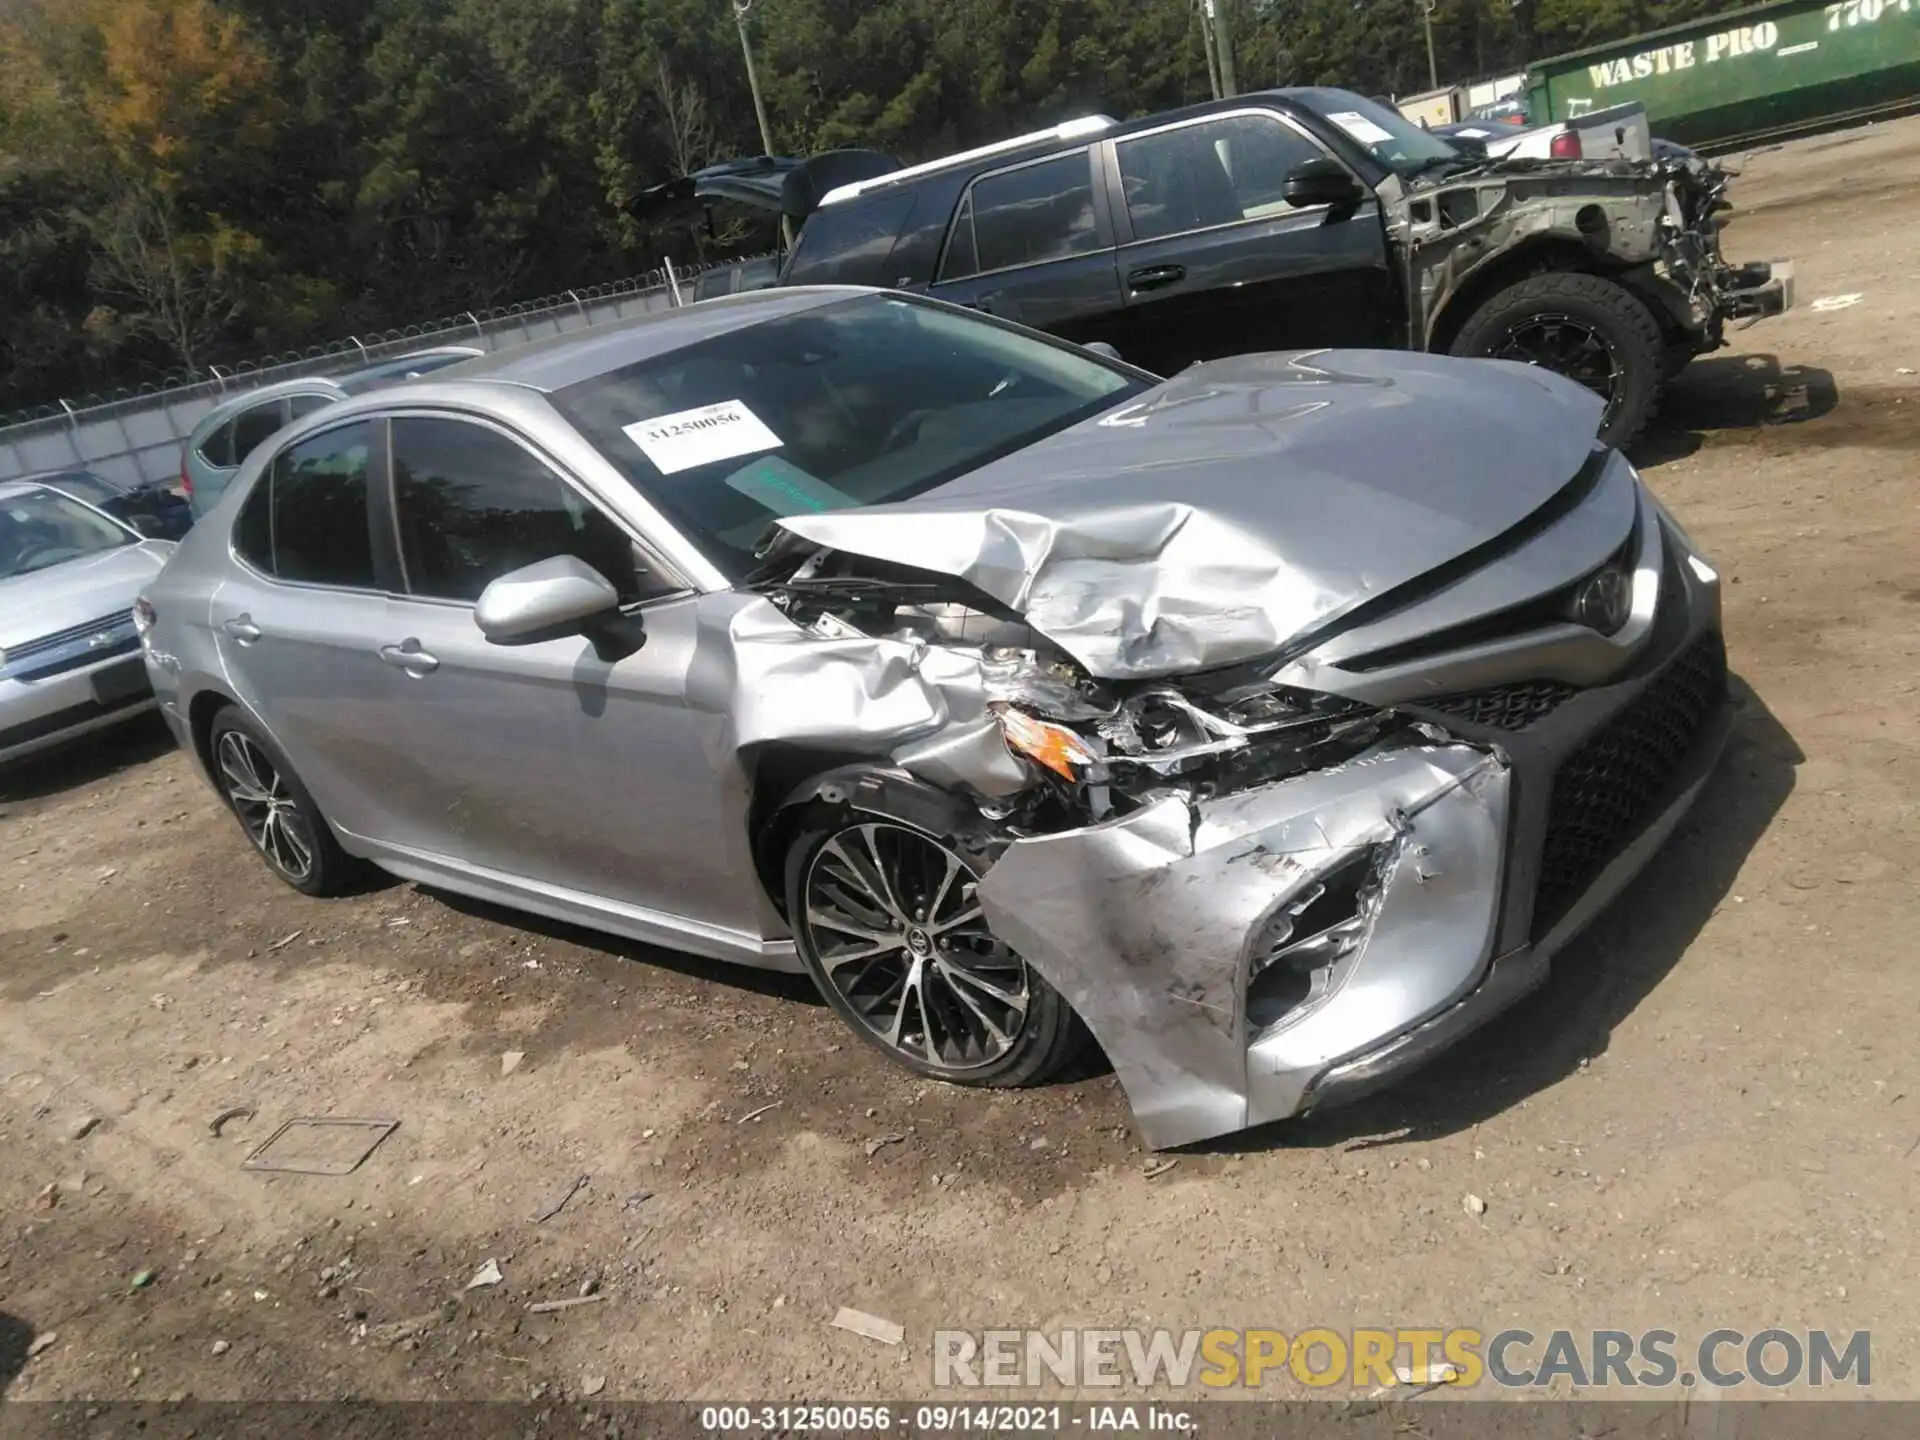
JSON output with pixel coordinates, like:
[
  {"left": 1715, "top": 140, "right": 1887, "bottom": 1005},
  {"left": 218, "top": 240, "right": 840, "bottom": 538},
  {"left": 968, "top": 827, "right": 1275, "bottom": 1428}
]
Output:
[
  {"left": 207, "top": 708, "right": 359, "bottom": 897},
  {"left": 1449, "top": 271, "right": 1666, "bottom": 448},
  {"left": 785, "top": 806, "right": 1082, "bottom": 1087}
]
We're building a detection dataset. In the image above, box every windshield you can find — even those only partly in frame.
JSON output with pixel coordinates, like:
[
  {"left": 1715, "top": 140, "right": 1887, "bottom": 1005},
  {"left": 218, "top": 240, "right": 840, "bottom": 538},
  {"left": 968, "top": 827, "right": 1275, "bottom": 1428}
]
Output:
[
  {"left": 553, "top": 294, "right": 1149, "bottom": 579},
  {"left": 0, "top": 486, "right": 136, "bottom": 579},
  {"left": 1289, "top": 87, "right": 1465, "bottom": 176}
]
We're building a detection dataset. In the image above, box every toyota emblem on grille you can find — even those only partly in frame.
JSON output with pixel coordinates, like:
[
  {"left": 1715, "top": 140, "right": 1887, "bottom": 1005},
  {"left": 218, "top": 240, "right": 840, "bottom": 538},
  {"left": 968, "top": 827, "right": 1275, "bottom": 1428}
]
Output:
[{"left": 88, "top": 630, "right": 115, "bottom": 649}]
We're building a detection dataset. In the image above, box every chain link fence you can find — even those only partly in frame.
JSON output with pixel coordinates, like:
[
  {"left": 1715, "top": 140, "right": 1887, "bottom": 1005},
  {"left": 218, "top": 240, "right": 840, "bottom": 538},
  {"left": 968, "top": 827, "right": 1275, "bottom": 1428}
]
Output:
[{"left": 0, "top": 258, "right": 755, "bottom": 490}]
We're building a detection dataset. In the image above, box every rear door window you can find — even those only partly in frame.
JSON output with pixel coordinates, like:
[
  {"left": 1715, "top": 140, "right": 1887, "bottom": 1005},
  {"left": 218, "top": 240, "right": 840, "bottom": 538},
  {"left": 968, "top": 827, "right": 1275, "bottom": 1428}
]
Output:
[
  {"left": 390, "top": 416, "right": 671, "bottom": 605},
  {"left": 266, "top": 422, "right": 376, "bottom": 588},
  {"left": 288, "top": 393, "right": 335, "bottom": 420},
  {"left": 941, "top": 152, "right": 1101, "bottom": 280}
]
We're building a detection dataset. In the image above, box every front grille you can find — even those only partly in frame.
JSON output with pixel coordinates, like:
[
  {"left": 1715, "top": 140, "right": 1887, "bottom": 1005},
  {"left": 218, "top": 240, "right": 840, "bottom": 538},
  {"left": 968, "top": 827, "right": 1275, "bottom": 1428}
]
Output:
[
  {"left": 6, "top": 610, "right": 135, "bottom": 663},
  {"left": 1423, "top": 679, "right": 1580, "bottom": 731},
  {"left": 1531, "top": 631, "right": 1728, "bottom": 935}
]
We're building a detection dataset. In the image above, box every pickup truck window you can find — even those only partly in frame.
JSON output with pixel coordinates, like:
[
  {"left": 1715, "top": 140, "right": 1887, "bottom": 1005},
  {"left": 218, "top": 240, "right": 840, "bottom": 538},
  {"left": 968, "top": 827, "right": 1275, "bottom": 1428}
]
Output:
[
  {"left": 940, "top": 151, "right": 1101, "bottom": 281},
  {"left": 1116, "top": 113, "right": 1328, "bottom": 242}
]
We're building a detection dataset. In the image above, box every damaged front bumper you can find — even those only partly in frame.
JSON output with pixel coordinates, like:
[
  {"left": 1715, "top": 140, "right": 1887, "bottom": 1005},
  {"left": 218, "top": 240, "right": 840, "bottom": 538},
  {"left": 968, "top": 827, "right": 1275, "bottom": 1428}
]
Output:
[
  {"left": 979, "top": 743, "right": 1512, "bottom": 1149},
  {"left": 977, "top": 552, "right": 1731, "bottom": 1150}
]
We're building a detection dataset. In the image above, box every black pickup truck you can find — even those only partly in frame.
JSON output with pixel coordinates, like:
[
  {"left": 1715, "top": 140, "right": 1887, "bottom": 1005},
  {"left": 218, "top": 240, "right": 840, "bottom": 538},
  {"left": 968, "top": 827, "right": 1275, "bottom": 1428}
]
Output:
[{"left": 667, "top": 87, "right": 1790, "bottom": 447}]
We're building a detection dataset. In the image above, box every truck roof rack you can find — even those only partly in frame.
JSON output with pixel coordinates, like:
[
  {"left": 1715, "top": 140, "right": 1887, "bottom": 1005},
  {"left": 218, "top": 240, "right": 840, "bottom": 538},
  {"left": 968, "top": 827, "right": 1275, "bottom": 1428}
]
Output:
[{"left": 816, "top": 115, "right": 1118, "bottom": 209}]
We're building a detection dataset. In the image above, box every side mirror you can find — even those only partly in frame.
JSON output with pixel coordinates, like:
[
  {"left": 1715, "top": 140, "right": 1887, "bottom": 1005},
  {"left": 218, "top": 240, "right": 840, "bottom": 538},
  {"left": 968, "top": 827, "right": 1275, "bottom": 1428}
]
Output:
[
  {"left": 1082, "top": 341, "right": 1123, "bottom": 362},
  {"left": 474, "top": 555, "right": 622, "bottom": 644},
  {"left": 1284, "top": 158, "right": 1365, "bottom": 210}
]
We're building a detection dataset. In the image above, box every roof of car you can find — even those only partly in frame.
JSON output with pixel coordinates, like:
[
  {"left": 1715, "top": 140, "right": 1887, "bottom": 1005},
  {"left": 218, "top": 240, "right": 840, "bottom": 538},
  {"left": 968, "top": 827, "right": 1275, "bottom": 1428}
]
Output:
[
  {"left": 805, "top": 88, "right": 1354, "bottom": 210},
  {"left": 442, "top": 286, "right": 865, "bottom": 394},
  {"left": 189, "top": 347, "right": 489, "bottom": 433}
]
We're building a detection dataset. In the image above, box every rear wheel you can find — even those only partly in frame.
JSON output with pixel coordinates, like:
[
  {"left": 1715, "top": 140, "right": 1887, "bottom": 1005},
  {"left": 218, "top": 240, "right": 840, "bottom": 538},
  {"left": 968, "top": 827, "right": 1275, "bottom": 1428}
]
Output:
[
  {"left": 207, "top": 708, "right": 359, "bottom": 897},
  {"left": 1449, "top": 271, "right": 1666, "bottom": 448},
  {"left": 785, "top": 807, "right": 1082, "bottom": 1087}
]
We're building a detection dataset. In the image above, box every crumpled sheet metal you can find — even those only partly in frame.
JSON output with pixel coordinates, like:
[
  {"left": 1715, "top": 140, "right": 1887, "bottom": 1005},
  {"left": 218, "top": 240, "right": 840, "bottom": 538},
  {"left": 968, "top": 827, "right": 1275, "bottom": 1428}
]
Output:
[
  {"left": 976, "top": 742, "right": 1510, "bottom": 1150},
  {"left": 700, "top": 596, "right": 1029, "bottom": 797},
  {"left": 776, "top": 350, "right": 1603, "bottom": 681}
]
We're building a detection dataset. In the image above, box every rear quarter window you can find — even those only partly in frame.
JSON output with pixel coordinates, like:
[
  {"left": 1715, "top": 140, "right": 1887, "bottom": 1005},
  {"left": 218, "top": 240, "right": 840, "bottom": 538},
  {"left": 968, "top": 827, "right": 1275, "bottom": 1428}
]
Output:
[
  {"left": 196, "top": 419, "right": 236, "bottom": 469},
  {"left": 783, "top": 193, "right": 917, "bottom": 286}
]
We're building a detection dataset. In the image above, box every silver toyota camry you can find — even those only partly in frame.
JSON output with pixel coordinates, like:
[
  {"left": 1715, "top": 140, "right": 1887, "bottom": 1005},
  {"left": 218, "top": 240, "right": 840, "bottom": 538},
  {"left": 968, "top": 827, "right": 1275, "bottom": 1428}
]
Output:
[{"left": 139, "top": 287, "right": 1729, "bottom": 1148}]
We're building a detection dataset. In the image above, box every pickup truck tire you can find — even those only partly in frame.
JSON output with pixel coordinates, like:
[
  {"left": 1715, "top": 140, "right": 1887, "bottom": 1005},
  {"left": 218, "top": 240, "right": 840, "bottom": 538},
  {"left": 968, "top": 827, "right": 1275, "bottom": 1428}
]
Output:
[{"left": 1448, "top": 272, "right": 1665, "bottom": 448}]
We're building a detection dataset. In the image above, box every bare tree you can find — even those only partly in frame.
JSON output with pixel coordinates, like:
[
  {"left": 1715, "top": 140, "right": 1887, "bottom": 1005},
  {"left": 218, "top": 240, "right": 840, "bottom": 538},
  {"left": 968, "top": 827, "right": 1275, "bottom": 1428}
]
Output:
[
  {"left": 650, "top": 60, "right": 718, "bottom": 178},
  {"left": 87, "top": 187, "right": 258, "bottom": 371}
]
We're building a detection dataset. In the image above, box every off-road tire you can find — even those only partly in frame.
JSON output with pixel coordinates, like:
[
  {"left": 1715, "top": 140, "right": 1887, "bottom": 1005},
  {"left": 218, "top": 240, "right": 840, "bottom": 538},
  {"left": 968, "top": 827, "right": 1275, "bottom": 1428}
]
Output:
[
  {"left": 1449, "top": 271, "right": 1667, "bottom": 448},
  {"left": 784, "top": 803, "right": 1083, "bottom": 1088},
  {"left": 207, "top": 707, "right": 361, "bottom": 897}
]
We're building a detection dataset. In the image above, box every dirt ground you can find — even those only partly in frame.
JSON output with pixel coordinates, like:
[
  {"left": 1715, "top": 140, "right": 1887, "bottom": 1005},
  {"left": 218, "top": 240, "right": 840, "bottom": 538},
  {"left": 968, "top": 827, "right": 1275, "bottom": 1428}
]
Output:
[{"left": 2, "top": 117, "right": 1917, "bottom": 1409}]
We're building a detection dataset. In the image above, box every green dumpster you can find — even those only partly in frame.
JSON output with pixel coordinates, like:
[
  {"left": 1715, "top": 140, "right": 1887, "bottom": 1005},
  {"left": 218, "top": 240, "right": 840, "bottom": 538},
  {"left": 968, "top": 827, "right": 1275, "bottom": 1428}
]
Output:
[{"left": 1525, "top": 0, "right": 1920, "bottom": 150}]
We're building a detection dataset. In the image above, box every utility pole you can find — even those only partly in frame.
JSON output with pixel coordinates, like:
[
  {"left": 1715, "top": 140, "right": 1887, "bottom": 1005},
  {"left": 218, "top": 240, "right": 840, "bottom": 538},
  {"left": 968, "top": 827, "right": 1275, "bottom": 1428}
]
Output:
[
  {"left": 732, "top": 0, "right": 791, "bottom": 245},
  {"left": 733, "top": 0, "right": 776, "bottom": 160},
  {"left": 1203, "top": 0, "right": 1238, "bottom": 97},
  {"left": 1419, "top": 0, "right": 1439, "bottom": 91},
  {"left": 1197, "top": 0, "right": 1222, "bottom": 99}
]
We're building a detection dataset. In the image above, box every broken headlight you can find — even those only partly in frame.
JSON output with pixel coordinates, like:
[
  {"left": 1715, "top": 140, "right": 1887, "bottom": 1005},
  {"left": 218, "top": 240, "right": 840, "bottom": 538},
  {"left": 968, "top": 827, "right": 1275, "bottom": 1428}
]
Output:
[
  {"left": 993, "top": 703, "right": 1103, "bottom": 783},
  {"left": 1097, "top": 682, "right": 1395, "bottom": 797}
]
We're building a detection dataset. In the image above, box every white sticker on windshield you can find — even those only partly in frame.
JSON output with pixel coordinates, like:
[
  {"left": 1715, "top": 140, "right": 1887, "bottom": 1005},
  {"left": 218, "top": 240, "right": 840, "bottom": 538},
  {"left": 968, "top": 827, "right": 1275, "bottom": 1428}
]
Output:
[
  {"left": 623, "top": 400, "right": 782, "bottom": 475},
  {"left": 1328, "top": 111, "right": 1395, "bottom": 146}
]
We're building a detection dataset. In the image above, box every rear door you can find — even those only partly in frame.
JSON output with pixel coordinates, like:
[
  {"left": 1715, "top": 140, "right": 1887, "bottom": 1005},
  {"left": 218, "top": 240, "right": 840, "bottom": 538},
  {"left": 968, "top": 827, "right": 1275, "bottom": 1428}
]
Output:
[
  {"left": 1101, "top": 109, "right": 1396, "bottom": 374},
  {"left": 927, "top": 149, "right": 1128, "bottom": 350},
  {"left": 211, "top": 418, "right": 398, "bottom": 838}
]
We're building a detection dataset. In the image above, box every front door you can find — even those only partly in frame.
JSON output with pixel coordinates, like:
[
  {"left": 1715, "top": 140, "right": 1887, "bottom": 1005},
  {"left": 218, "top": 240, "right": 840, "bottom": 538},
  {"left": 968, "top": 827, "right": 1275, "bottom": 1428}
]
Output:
[
  {"left": 927, "top": 148, "right": 1128, "bottom": 351},
  {"left": 1103, "top": 110, "right": 1397, "bottom": 375},
  {"left": 357, "top": 412, "right": 763, "bottom": 939}
]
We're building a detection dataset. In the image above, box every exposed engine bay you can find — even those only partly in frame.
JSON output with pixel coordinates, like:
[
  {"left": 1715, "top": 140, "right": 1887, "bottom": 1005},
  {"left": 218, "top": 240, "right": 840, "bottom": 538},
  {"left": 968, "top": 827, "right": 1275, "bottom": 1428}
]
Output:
[{"left": 754, "top": 545, "right": 1428, "bottom": 833}]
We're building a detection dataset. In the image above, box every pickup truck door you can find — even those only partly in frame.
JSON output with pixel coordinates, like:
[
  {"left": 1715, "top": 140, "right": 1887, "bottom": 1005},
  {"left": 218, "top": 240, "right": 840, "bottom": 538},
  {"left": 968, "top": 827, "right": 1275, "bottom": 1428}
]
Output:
[
  {"left": 1100, "top": 109, "right": 1398, "bottom": 375},
  {"left": 926, "top": 148, "right": 1129, "bottom": 351}
]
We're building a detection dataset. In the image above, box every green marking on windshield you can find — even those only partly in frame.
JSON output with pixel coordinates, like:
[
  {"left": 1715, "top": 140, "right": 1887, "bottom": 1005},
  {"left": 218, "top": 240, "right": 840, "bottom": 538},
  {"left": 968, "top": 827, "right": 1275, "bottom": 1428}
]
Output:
[{"left": 723, "top": 455, "right": 860, "bottom": 515}]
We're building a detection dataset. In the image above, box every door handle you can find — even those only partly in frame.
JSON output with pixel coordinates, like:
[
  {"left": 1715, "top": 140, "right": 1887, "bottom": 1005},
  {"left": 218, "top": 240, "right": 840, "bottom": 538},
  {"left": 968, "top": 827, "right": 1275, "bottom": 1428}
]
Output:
[
  {"left": 1127, "top": 264, "right": 1186, "bottom": 292},
  {"left": 222, "top": 615, "right": 261, "bottom": 644},
  {"left": 379, "top": 640, "right": 440, "bottom": 676}
]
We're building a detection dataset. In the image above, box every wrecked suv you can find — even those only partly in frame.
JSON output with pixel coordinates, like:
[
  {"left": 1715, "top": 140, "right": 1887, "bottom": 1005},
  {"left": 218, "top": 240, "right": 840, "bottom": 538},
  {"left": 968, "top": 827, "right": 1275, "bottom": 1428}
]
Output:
[
  {"left": 773, "top": 86, "right": 1790, "bottom": 447},
  {"left": 139, "top": 289, "right": 1731, "bottom": 1148}
]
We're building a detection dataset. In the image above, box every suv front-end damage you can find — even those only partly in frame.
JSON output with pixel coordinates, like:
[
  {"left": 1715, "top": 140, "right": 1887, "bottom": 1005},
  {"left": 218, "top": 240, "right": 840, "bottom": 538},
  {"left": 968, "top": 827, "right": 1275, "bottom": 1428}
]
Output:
[{"left": 1398, "top": 152, "right": 1793, "bottom": 370}]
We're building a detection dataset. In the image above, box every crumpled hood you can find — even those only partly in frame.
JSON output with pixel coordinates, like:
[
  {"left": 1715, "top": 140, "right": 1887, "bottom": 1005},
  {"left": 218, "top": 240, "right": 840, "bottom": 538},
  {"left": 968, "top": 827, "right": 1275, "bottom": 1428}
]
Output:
[
  {"left": 775, "top": 349, "right": 1603, "bottom": 678},
  {"left": 0, "top": 542, "right": 170, "bottom": 651}
]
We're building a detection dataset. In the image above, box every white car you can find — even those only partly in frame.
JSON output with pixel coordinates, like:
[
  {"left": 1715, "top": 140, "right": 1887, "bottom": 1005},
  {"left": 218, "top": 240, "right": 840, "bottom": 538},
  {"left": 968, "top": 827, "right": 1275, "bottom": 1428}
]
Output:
[
  {"left": 1438, "top": 101, "right": 1653, "bottom": 163},
  {"left": 0, "top": 480, "right": 174, "bottom": 766}
]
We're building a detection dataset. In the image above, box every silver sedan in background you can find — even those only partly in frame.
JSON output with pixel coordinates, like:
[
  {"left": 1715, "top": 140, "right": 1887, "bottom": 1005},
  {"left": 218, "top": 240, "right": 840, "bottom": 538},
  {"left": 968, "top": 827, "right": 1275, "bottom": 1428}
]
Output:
[
  {"left": 139, "top": 288, "right": 1729, "bottom": 1148},
  {"left": 2, "top": 481, "right": 173, "bottom": 766},
  {"left": 181, "top": 347, "right": 482, "bottom": 517}
]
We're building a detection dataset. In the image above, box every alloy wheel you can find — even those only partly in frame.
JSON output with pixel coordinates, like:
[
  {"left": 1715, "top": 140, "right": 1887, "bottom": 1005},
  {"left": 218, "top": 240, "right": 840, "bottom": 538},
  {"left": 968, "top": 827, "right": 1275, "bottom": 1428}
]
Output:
[
  {"left": 801, "top": 822, "right": 1030, "bottom": 1071},
  {"left": 216, "top": 730, "right": 318, "bottom": 883},
  {"left": 1491, "top": 312, "right": 1626, "bottom": 423}
]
